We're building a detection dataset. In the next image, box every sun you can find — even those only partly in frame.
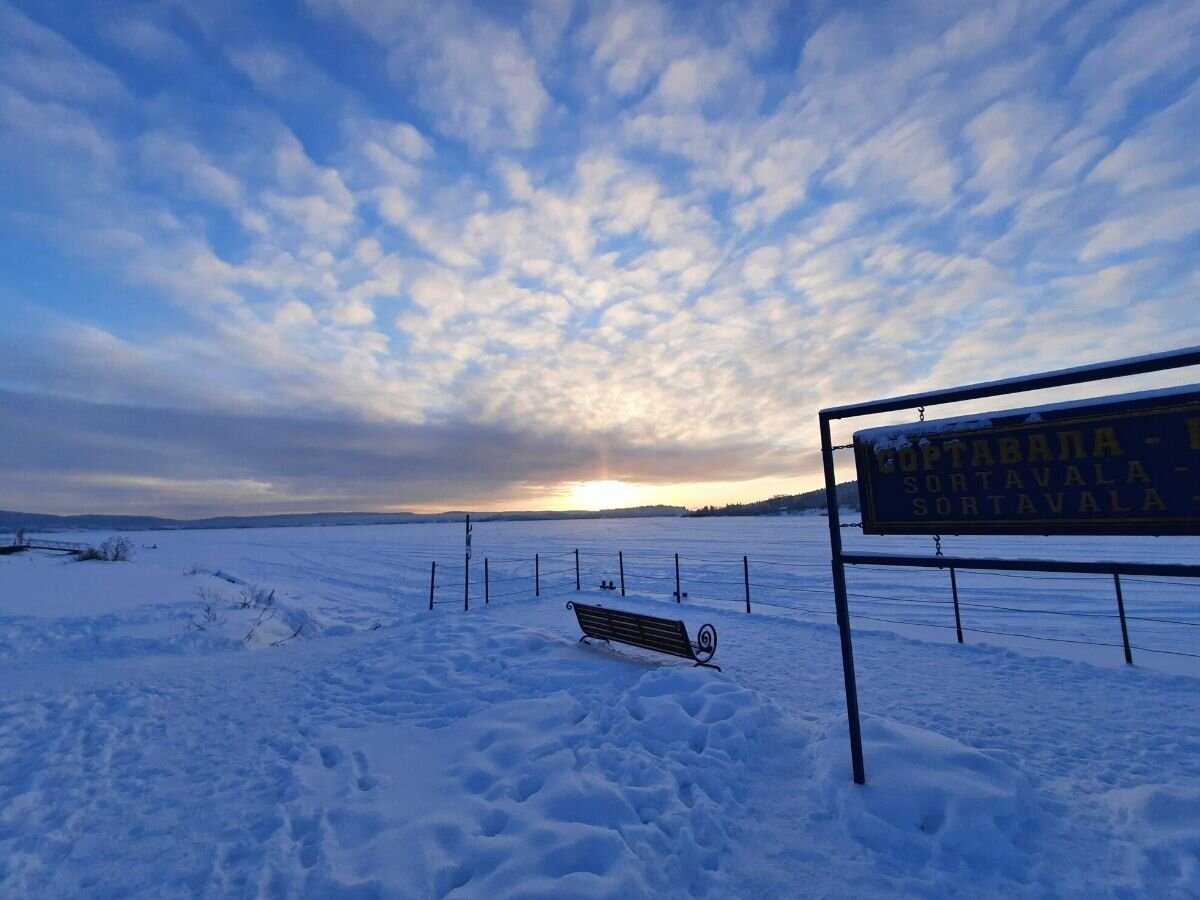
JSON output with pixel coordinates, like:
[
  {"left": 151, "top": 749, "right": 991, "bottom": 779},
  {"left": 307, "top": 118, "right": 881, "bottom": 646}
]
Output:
[{"left": 567, "top": 480, "right": 642, "bottom": 510}]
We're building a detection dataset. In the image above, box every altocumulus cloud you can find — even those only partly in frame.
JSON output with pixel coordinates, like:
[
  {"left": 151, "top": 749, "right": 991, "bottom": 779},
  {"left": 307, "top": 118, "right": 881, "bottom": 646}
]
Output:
[{"left": 0, "top": 0, "right": 1198, "bottom": 515}]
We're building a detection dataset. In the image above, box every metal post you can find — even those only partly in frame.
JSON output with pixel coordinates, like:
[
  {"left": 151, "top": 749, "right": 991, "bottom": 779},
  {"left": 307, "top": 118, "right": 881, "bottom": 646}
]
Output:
[
  {"left": 820, "top": 411, "right": 866, "bottom": 785},
  {"left": 428, "top": 561, "right": 436, "bottom": 611},
  {"left": 535, "top": 553, "right": 540, "bottom": 597},
  {"left": 744, "top": 556, "right": 751, "bottom": 613},
  {"left": 674, "top": 553, "right": 681, "bottom": 602},
  {"left": 1114, "top": 574, "right": 1133, "bottom": 665},
  {"left": 575, "top": 548, "right": 580, "bottom": 591},
  {"left": 619, "top": 551, "right": 625, "bottom": 596},
  {"left": 464, "top": 553, "right": 469, "bottom": 611},
  {"left": 950, "top": 567, "right": 963, "bottom": 643},
  {"left": 485, "top": 558, "right": 489, "bottom": 604}
]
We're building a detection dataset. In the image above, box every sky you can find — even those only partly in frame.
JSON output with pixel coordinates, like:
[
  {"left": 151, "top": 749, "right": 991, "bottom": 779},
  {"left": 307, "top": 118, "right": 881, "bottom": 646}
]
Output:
[{"left": 1, "top": 0, "right": 1198, "bottom": 517}]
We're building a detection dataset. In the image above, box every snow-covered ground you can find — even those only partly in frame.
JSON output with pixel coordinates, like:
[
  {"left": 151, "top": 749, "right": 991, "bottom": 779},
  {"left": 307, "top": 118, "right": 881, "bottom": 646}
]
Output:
[{"left": 1, "top": 517, "right": 1197, "bottom": 897}]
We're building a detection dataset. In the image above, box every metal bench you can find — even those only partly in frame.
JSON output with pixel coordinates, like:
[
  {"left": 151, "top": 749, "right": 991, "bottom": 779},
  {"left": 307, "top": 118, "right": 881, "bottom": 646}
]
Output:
[{"left": 566, "top": 601, "right": 720, "bottom": 671}]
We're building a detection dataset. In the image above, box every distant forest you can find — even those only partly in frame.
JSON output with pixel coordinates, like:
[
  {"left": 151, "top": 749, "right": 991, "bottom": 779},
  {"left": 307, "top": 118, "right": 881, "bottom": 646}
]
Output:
[
  {"left": 686, "top": 481, "right": 859, "bottom": 517},
  {"left": 0, "top": 505, "right": 689, "bottom": 534}
]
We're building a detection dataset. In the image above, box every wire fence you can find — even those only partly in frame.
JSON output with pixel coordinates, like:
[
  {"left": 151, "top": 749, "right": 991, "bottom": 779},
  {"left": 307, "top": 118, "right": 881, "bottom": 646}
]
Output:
[{"left": 414, "top": 544, "right": 1199, "bottom": 665}]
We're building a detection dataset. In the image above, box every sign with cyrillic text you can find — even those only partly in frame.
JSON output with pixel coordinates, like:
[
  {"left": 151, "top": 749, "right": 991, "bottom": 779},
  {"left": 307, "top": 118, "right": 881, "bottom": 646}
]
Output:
[{"left": 853, "top": 389, "right": 1200, "bottom": 536}]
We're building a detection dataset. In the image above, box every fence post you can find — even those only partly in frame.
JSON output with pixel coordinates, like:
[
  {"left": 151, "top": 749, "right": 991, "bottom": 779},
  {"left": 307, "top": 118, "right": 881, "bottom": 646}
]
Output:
[
  {"left": 1114, "top": 573, "right": 1133, "bottom": 664},
  {"left": 464, "top": 553, "right": 469, "bottom": 612},
  {"left": 950, "top": 567, "right": 963, "bottom": 643},
  {"left": 619, "top": 551, "right": 625, "bottom": 596},
  {"left": 743, "top": 556, "right": 751, "bottom": 613},
  {"left": 575, "top": 548, "right": 580, "bottom": 591},
  {"left": 674, "top": 553, "right": 681, "bottom": 602},
  {"left": 485, "top": 557, "right": 489, "bottom": 604},
  {"left": 535, "top": 553, "right": 540, "bottom": 597},
  {"left": 428, "top": 561, "right": 436, "bottom": 611}
]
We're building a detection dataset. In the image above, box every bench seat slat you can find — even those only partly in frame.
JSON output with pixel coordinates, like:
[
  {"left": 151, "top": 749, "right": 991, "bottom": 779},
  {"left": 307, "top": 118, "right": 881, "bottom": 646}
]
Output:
[
  {"left": 608, "top": 632, "right": 690, "bottom": 655},
  {"left": 567, "top": 601, "right": 719, "bottom": 671},
  {"left": 605, "top": 612, "right": 679, "bottom": 630},
  {"left": 605, "top": 617, "right": 683, "bottom": 638},
  {"left": 607, "top": 622, "right": 687, "bottom": 645},
  {"left": 611, "top": 615, "right": 680, "bottom": 631},
  {"left": 607, "top": 636, "right": 691, "bottom": 657},
  {"left": 592, "top": 621, "right": 689, "bottom": 649},
  {"left": 578, "top": 611, "right": 686, "bottom": 643},
  {"left": 600, "top": 607, "right": 677, "bottom": 625},
  {"left": 604, "top": 617, "right": 684, "bottom": 639}
]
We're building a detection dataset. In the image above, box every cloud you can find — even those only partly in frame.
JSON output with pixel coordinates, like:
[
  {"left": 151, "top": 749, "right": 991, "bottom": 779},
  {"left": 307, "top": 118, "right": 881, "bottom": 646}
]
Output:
[
  {"left": 0, "top": 2, "right": 127, "bottom": 103},
  {"left": 525, "top": 0, "right": 574, "bottom": 57},
  {"left": 0, "top": 388, "right": 792, "bottom": 516},
  {"left": 138, "top": 131, "right": 244, "bottom": 210},
  {"left": 2, "top": 0, "right": 1199, "bottom": 517},
  {"left": 586, "top": 0, "right": 673, "bottom": 96},
  {"left": 309, "top": 0, "right": 551, "bottom": 149},
  {"left": 964, "top": 95, "right": 1065, "bottom": 214},
  {"left": 0, "top": 85, "right": 117, "bottom": 172},
  {"left": 1070, "top": 0, "right": 1200, "bottom": 126},
  {"left": 1079, "top": 187, "right": 1200, "bottom": 261},
  {"left": 1088, "top": 82, "right": 1200, "bottom": 195},
  {"left": 225, "top": 41, "right": 359, "bottom": 118},
  {"left": 102, "top": 17, "right": 191, "bottom": 61}
]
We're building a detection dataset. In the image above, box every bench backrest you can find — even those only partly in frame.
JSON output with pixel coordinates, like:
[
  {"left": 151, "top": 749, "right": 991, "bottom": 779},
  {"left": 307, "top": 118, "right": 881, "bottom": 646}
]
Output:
[{"left": 570, "top": 602, "right": 694, "bottom": 659}]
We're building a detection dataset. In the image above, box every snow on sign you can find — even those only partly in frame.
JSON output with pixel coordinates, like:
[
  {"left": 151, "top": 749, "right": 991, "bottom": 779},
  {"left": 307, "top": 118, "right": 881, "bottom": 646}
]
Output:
[{"left": 852, "top": 386, "right": 1200, "bottom": 536}]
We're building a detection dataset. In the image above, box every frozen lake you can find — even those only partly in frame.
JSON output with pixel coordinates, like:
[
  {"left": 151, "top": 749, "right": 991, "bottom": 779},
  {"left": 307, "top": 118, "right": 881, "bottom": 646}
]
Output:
[
  {"left": 2, "top": 515, "right": 1199, "bottom": 897},
  {"left": 21, "top": 514, "right": 1199, "bottom": 674}
]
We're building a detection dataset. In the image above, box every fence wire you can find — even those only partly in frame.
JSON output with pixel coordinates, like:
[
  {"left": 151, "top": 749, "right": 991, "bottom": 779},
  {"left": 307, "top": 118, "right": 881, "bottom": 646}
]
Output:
[{"left": 412, "top": 545, "right": 1199, "bottom": 663}]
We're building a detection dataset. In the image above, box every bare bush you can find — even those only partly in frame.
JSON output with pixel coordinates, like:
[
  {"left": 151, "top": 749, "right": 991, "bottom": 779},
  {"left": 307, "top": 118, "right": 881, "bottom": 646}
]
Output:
[
  {"left": 271, "top": 623, "right": 304, "bottom": 646},
  {"left": 196, "top": 585, "right": 224, "bottom": 605},
  {"left": 186, "top": 603, "right": 225, "bottom": 631},
  {"left": 236, "top": 585, "right": 275, "bottom": 610},
  {"left": 187, "top": 582, "right": 288, "bottom": 645},
  {"left": 75, "top": 536, "right": 134, "bottom": 562},
  {"left": 243, "top": 605, "right": 276, "bottom": 644},
  {"left": 101, "top": 537, "right": 133, "bottom": 561}
]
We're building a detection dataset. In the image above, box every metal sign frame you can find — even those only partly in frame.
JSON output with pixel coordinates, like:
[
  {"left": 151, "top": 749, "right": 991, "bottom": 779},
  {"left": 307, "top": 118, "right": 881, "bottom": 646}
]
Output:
[
  {"left": 852, "top": 387, "right": 1200, "bottom": 536},
  {"left": 819, "top": 345, "right": 1200, "bottom": 785}
]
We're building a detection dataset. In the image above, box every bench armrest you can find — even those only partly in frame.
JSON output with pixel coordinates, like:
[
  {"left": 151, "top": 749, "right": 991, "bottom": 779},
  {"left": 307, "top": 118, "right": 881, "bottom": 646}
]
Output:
[{"left": 691, "top": 623, "right": 718, "bottom": 663}]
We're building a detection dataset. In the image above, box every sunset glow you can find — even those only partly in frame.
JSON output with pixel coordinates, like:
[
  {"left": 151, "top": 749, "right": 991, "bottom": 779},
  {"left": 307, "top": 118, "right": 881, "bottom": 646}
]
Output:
[{"left": 566, "top": 480, "right": 644, "bottom": 511}]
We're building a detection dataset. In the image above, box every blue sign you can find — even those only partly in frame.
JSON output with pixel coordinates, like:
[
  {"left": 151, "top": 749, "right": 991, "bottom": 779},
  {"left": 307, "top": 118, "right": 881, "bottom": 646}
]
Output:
[{"left": 853, "top": 388, "right": 1200, "bottom": 535}]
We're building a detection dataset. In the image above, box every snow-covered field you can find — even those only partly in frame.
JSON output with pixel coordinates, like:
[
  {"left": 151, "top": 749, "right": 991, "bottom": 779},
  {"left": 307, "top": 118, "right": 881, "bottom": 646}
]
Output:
[{"left": 1, "top": 517, "right": 1197, "bottom": 897}]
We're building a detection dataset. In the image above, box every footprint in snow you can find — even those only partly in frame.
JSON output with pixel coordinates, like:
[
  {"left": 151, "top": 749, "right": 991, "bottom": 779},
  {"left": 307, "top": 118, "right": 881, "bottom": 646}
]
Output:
[
  {"left": 319, "top": 744, "right": 343, "bottom": 769},
  {"left": 479, "top": 808, "right": 509, "bottom": 837},
  {"left": 351, "top": 749, "right": 377, "bottom": 791}
]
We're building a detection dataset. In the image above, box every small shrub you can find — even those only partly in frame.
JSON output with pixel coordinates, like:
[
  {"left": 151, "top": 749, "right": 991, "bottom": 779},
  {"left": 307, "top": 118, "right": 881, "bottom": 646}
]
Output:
[
  {"left": 236, "top": 585, "right": 275, "bottom": 610},
  {"left": 75, "top": 536, "right": 135, "bottom": 562},
  {"left": 101, "top": 536, "right": 133, "bottom": 561},
  {"left": 187, "top": 602, "right": 225, "bottom": 631},
  {"left": 196, "top": 585, "right": 223, "bottom": 605}
]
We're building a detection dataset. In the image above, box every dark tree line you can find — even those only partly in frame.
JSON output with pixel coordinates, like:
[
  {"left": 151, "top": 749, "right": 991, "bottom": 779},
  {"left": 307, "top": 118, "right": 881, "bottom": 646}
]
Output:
[{"left": 687, "top": 481, "right": 859, "bottom": 517}]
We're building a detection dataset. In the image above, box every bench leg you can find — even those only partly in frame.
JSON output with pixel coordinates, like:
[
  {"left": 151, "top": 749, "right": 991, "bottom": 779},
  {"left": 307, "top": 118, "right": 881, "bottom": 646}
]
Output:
[{"left": 693, "top": 661, "right": 722, "bottom": 672}]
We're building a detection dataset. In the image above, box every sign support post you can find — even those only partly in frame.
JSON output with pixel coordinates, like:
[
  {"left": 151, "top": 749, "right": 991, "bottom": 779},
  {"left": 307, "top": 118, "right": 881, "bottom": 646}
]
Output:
[{"left": 820, "top": 411, "right": 866, "bottom": 785}]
